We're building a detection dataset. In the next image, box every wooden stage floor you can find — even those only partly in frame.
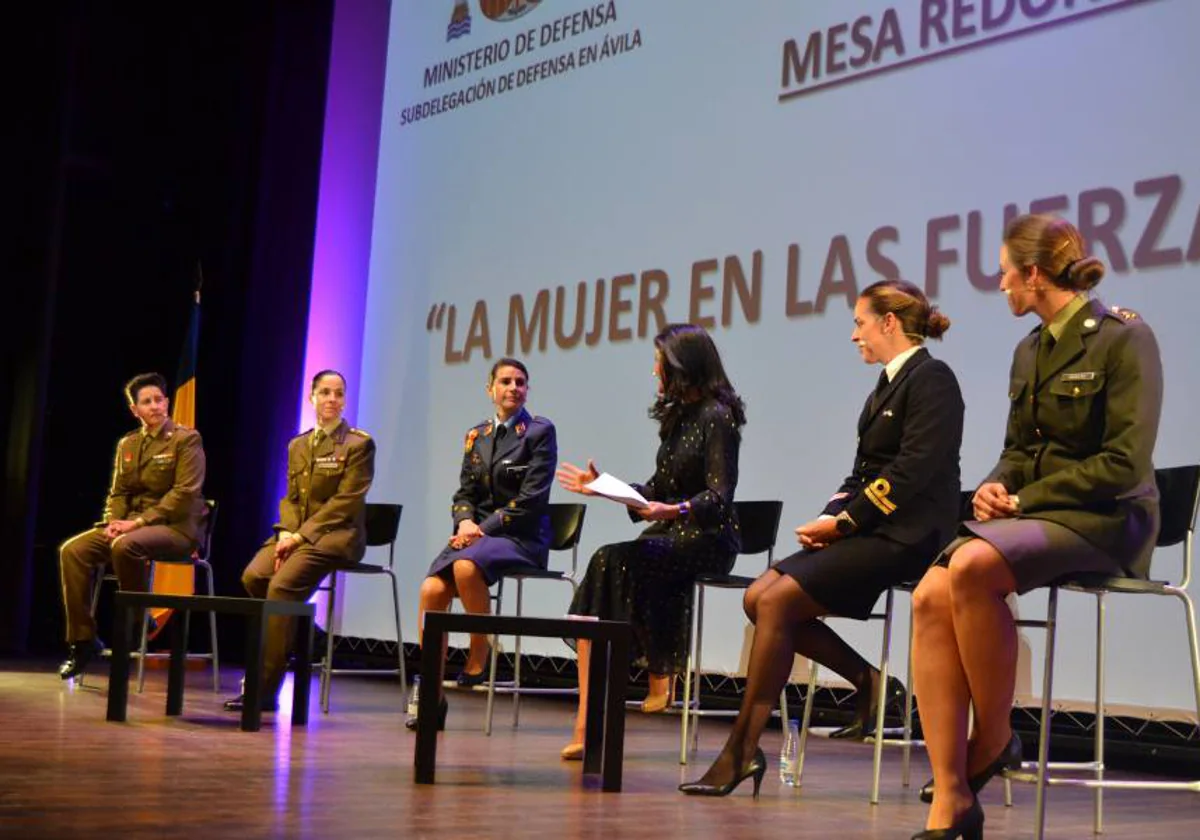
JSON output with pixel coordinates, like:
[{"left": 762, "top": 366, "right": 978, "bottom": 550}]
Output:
[{"left": 1, "top": 661, "right": 1197, "bottom": 838}]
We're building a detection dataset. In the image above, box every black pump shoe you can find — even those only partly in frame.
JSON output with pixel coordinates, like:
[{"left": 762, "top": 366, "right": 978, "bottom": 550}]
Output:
[
  {"left": 679, "top": 748, "right": 767, "bottom": 798},
  {"left": 829, "top": 675, "right": 907, "bottom": 740},
  {"left": 911, "top": 795, "right": 984, "bottom": 839},
  {"left": 456, "top": 646, "right": 493, "bottom": 687},
  {"left": 58, "top": 638, "right": 104, "bottom": 680},
  {"left": 919, "top": 731, "right": 1022, "bottom": 803},
  {"left": 405, "top": 696, "right": 448, "bottom": 732}
]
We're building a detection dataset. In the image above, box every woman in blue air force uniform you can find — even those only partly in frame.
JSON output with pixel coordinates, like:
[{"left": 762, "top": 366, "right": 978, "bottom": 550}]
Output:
[{"left": 407, "top": 357, "right": 557, "bottom": 730}]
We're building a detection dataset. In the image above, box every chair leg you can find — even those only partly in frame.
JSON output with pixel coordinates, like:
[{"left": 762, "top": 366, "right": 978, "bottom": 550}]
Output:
[
  {"left": 689, "top": 584, "right": 706, "bottom": 756},
  {"left": 1173, "top": 587, "right": 1200, "bottom": 746},
  {"left": 796, "top": 660, "right": 819, "bottom": 784},
  {"left": 679, "top": 582, "right": 701, "bottom": 765},
  {"left": 901, "top": 595, "right": 915, "bottom": 788},
  {"left": 201, "top": 561, "right": 220, "bottom": 692},
  {"left": 320, "top": 575, "right": 337, "bottom": 714},
  {"left": 136, "top": 608, "right": 151, "bottom": 693},
  {"left": 870, "top": 587, "right": 896, "bottom": 804},
  {"left": 387, "top": 569, "right": 406, "bottom": 690},
  {"left": 1091, "top": 592, "right": 1107, "bottom": 833},
  {"left": 485, "top": 579, "right": 504, "bottom": 736},
  {"left": 1034, "top": 587, "right": 1060, "bottom": 840},
  {"left": 512, "top": 579, "right": 524, "bottom": 728}
]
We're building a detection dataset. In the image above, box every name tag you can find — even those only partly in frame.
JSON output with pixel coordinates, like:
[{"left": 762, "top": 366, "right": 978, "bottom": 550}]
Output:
[{"left": 1060, "top": 371, "right": 1097, "bottom": 382}]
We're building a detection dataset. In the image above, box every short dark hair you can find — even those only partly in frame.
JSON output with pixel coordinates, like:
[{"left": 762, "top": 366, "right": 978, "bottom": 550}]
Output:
[
  {"left": 124, "top": 372, "right": 168, "bottom": 405},
  {"left": 488, "top": 357, "right": 529, "bottom": 386},
  {"left": 310, "top": 369, "right": 347, "bottom": 394},
  {"left": 650, "top": 324, "right": 746, "bottom": 435}
]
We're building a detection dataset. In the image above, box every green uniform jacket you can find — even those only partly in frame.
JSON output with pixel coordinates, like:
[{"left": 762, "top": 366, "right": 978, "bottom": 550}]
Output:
[
  {"left": 274, "top": 419, "right": 376, "bottom": 564},
  {"left": 101, "top": 419, "right": 207, "bottom": 545},
  {"left": 986, "top": 298, "right": 1163, "bottom": 578}
]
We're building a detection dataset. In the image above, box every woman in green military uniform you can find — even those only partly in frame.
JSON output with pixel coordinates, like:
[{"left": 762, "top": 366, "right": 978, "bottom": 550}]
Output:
[{"left": 910, "top": 214, "right": 1164, "bottom": 840}]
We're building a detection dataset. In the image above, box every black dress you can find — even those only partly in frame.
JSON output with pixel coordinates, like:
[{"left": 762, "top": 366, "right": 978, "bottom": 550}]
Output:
[{"left": 568, "top": 399, "right": 741, "bottom": 674}]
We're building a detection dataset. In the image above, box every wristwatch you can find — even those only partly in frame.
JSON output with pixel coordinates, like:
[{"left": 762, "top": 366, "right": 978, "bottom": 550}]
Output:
[
  {"left": 677, "top": 501, "right": 691, "bottom": 518},
  {"left": 834, "top": 510, "right": 857, "bottom": 535}
]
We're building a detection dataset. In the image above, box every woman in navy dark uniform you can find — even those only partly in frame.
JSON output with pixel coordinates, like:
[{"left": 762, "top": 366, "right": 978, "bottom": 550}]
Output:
[
  {"left": 408, "top": 357, "right": 557, "bottom": 730},
  {"left": 910, "top": 215, "right": 1163, "bottom": 840},
  {"left": 681, "top": 280, "right": 963, "bottom": 797}
]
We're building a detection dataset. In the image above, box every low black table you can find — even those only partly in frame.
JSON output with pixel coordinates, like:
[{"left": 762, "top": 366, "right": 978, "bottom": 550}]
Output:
[
  {"left": 414, "top": 612, "right": 632, "bottom": 792},
  {"left": 105, "top": 592, "right": 316, "bottom": 732}
]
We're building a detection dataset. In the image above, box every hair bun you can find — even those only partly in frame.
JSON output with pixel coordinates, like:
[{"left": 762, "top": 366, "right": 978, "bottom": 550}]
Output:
[{"left": 924, "top": 309, "right": 951, "bottom": 339}]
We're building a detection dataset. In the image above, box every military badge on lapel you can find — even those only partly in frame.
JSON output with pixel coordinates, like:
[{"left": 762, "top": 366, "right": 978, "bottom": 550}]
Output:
[
  {"left": 515, "top": 421, "right": 527, "bottom": 437},
  {"left": 464, "top": 428, "right": 479, "bottom": 452}
]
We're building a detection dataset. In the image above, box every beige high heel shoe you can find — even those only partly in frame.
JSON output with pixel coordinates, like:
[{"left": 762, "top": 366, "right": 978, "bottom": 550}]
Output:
[{"left": 560, "top": 741, "right": 584, "bottom": 761}]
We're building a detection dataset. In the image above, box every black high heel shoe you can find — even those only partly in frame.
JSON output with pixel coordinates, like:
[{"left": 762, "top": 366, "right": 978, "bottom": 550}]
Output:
[
  {"left": 678, "top": 748, "right": 767, "bottom": 798},
  {"left": 405, "top": 696, "right": 448, "bottom": 732},
  {"left": 456, "top": 645, "right": 493, "bottom": 688},
  {"left": 829, "top": 674, "right": 907, "bottom": 740},
  {"left": 919, "top": 731, "right": 1022, "bottom": 803},
  {"left": 911, "top": 795, "right": 984, "bottom": 839}
]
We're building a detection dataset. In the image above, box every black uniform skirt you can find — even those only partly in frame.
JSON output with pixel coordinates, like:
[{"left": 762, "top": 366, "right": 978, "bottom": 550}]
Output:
[
  {"left": 937, "top": 518, "right": 1124, "bottom": 594},
  {"left": 426, "top": 534, "right": 548, "bottom": 586},
  {"left": 774, "top": 533, "right": 939, "bottom": 620}
]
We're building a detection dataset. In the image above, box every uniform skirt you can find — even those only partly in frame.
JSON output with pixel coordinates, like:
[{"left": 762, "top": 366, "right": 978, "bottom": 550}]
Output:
[
  {"left": 774, "top": 533, "right": 939, "bottom": 620},
  {"left": 426, "top": 534, "right": 548, "bottom": 586},
  {"left": 937, "top": 518, "right": 1124, "bottom": 594}
]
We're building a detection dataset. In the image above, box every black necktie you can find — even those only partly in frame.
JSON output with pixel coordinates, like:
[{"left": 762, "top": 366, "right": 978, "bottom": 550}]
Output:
[{"left": 870, "top": 371, "right": 889, "bottom": 413}]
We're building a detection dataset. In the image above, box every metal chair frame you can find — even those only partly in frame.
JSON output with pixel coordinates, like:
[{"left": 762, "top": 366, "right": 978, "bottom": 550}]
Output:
[
  {"left": 679, "top": 500, "right": 785, "bottom": 764},
  {"left": 483, "top": 502, "right": 586, "bottom": 735},
  {"left": 316, "top": 502, "right": 406, "bottom": 714}
]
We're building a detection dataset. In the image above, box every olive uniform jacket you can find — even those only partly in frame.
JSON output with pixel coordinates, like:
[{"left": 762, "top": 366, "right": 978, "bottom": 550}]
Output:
[
  {"left": 274, "top": 419, "right": 376, "bottom": 565},
  {"left": 102, "top": 419, "right": 207, "bottom": 545},
  {"left": 822, "top": 348, "right": 965, "bottom": 549},
  {"left": 986, "top": 298, "right": 1163, "bottom": 578},
  {"left": 451, "top": 408, "right": 556, "bottom": 552}
]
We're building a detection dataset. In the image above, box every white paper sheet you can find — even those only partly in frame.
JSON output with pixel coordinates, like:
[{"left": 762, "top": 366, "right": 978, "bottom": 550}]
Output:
[{"left": 583, "top": 472, "right": 649, "bottom": 508}]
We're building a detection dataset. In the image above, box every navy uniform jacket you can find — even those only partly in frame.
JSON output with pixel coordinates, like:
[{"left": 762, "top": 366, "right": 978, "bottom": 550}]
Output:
[
  {"left": 986, "top": 298, "right": 1162, "bottom": 578},
  {"left": 102, "top": 419, "right": 207, "bottom": 545},
  {"left": 823, "top": 348, "right": 964, "bottom": 548},
  {"left": 451, "top": 407, "right": 556, "bottom": 553},
  {"left": 274, "top": 419, "right": 376, "bottom": 565}
]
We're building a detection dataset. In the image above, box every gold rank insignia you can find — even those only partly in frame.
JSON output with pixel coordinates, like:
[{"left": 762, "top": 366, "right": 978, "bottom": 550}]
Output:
[
  {"left": 1111, "top": 305, "right": 1141, "bottom": 321},
  {"left": 864, "top": 477, "right": 896, "bottom": 515}
]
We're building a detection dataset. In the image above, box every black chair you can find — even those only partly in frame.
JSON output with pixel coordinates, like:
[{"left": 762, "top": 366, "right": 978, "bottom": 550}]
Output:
[
  {"left": 91, "top": 499, "right": 220, "bottom": 693},
  {"left": 316, "top": 502, "right": 405, "bottom": 714},
  {"left": 679, "top": 500, "right": 784, "bottom": 764},
  {"left": 1010, "top": 466, "right": 1200, "bottom": 839},
  {"left": 483, "top": 502, "right": 586, "bottom": 735}
]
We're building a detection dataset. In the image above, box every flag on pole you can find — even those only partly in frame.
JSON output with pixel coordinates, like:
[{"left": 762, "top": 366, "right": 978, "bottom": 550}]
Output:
[{"left": 148, "top": 266, "right": 203, "bottom": 637}]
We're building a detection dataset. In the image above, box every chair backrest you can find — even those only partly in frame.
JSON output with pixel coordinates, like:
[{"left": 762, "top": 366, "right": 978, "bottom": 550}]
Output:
[
  {"left": 195, "top": 499, "right": 219, "bottom": 562},
  {"left": 548, "top": 502, "right": 587, "bottom": 551},
  {"left": 734, "top": 501, "right": 784, "bottom": 561},
  {"left": 365, "top": 503, "right": 403, "bottom": 547},
  {"left": 1155, "top": 466, "right": 1200, "bottom": 548}
]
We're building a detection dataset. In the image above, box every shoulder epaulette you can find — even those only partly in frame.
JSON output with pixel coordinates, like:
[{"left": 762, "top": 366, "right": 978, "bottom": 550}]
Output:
[
  {"left": 349, "top": 427, "right": 371, "bottom": 438},
  {"left": 1110, "top": 305, "right": 1142, "bottom": 322}
]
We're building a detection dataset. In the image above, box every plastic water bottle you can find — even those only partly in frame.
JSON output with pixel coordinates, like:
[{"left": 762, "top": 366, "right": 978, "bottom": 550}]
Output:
[
  {"left": 779, "top": 718, "right": 800, "bottom": 786},
  {"left": 407, "top": 675, "right": 421, "bottom": 718}
]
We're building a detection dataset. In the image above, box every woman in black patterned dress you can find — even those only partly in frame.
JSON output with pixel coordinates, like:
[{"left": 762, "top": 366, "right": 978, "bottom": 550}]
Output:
[{"left": 556, "top": 323, "right": 744, "bottom": 759}]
